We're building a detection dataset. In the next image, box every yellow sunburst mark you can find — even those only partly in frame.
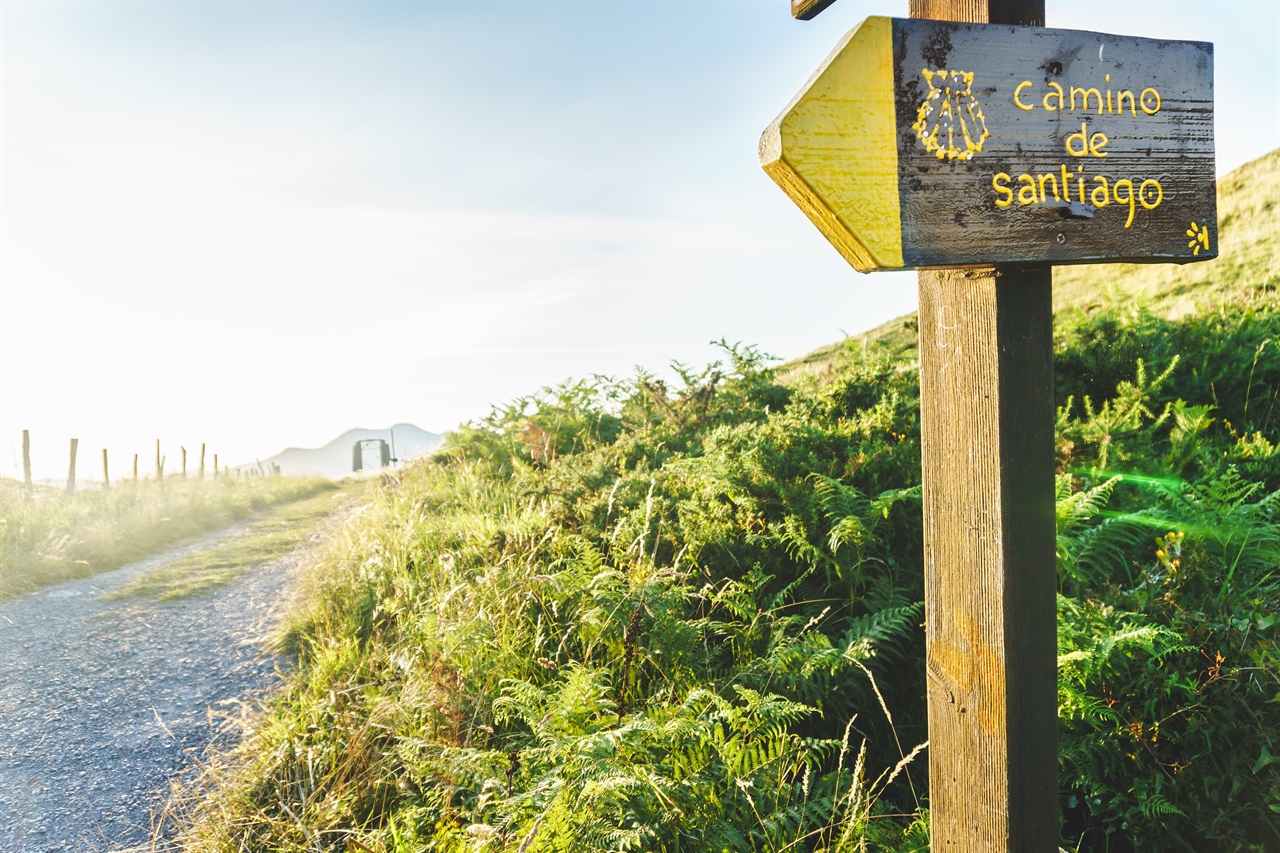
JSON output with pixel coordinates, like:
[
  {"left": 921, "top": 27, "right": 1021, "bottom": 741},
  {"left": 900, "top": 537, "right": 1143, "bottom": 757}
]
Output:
[{"left": 1185, "top": 221, "right": 1211, "bottom": 256}]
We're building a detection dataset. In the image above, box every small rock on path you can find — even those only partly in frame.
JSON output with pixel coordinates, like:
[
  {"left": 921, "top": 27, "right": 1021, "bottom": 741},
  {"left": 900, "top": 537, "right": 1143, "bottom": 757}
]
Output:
[{"left": 0, "top": 525, "right": 300, "bottom": 852}]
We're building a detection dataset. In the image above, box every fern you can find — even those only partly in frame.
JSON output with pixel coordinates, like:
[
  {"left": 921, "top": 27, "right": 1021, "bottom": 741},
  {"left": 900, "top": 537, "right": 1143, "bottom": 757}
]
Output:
[
  {"left": 839, "top": 603, "right": 924, "bottom": 669},
  {"left": 167, "top": 296, "right": 1280, "bottom": 853},
  {"left": 1138, "top": 792, "right": 1185, "bottom": 819}
]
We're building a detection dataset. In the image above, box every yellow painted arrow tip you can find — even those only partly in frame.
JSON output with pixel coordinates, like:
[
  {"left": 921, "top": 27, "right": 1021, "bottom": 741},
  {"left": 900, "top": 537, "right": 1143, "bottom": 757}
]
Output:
[{"left": 759, "top": 16, "right": 904, "bottom": 273}]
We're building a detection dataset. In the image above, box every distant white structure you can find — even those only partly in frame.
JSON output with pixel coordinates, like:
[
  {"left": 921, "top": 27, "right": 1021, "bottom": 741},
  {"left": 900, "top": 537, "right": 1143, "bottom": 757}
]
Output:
[{"left": 250, "top": 424, "right": 443, "bottom": 479}]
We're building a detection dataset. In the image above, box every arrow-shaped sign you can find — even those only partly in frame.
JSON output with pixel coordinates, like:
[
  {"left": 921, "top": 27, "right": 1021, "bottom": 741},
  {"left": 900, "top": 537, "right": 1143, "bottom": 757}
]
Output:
[{"left": 760, "top": 17, "right": 1217, "bottom": 271}]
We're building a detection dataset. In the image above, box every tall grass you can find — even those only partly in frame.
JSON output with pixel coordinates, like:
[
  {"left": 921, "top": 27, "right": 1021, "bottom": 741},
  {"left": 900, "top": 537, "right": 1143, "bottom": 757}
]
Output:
[
  {"left": 0, "top": 475, "right": 335, "bottom": 596},
  {"left": 161, "top": 347, "right": 934, "bottom": 853},
  {"left": 161, "top": 294, "right": 1280, "bottom": 852}
]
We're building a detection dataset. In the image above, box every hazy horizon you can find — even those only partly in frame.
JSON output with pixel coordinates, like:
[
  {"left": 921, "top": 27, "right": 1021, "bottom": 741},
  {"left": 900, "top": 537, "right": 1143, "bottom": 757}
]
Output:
[{"left": 4, "top": 0, "right": 1278, "bottom": 482}]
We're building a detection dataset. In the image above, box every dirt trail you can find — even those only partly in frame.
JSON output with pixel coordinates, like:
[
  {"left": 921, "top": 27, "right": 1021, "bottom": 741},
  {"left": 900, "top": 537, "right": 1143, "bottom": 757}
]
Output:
[{"left": 0, "top": 517, "right": 314, "bottom": 852}]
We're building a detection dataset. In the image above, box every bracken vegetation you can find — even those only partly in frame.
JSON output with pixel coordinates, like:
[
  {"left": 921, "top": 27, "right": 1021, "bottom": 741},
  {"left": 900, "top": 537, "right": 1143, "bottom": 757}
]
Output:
[
  {"left": 162, "top": 284, "right": 1280, "bottom": 852},
  {"left": 0, "top": 475, "right": 334, "bottom": 596}
]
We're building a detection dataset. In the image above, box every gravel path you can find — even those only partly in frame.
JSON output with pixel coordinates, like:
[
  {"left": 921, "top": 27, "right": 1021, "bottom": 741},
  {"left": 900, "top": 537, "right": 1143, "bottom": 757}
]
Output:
[{"left": 0, "top": 524, "right": 302, "bottom": 852}]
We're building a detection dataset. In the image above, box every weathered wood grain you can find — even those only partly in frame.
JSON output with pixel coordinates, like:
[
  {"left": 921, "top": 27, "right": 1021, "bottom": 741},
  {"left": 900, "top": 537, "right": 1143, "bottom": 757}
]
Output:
[
  {"left": 910, "top": 0, "right": 1043, "bottom": 27},
  {"left": 761, "top": 8, "right": 1216, "bottom": 269},
  {"left": 760, "top": 17, "right": 902, "bottom": 271},
  {"left": 915, "top": 2, "right": 1059, "bottom": 851},
  {"left": 919, "top": 266, "right": 1059, "bottom": 851},
  {"left": 893, "top": 19, "right": 1215, "bottom": 266}
]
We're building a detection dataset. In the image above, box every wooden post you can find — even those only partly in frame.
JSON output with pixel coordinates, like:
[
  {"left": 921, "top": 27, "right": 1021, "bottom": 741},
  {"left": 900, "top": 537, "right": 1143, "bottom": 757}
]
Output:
[
  {"left": 910, "top": 2, "right": 1058, "bottom": 850},
  {"left": 199, "top": 443, "right": 206, "bottom": 479},
  {"left": 181, "top": 446, "right": 188, "bottom": 479},
  {"left": 155, "top": 439, "right": 162, "bottom": 480},
  {"left": 102, "top": 448, "right": 110, "bottom": 489},
  {"left": 918, "top": 267, "right": 1058, "bottom": 849},
  {"left": 133, "top": 453, "right": 139, "bottom": 481},
  {"left": 22, "top": 429, "right": 32, "bottom": 495},
  {"left": 66, "top": 438, "right": 78, "bottom": 496},
  {"left": 764, "top": 7, "right": 1214, "bottom": 844},
  {"left": 213, "top": 453, "right": 218, "bottom": 479}
]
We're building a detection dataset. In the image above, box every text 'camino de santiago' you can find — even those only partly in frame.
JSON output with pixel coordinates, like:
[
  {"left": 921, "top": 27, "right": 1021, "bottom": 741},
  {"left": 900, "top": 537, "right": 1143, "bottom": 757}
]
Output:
[{"left": 992, "top": 76, "right": 1164, "bottom": 228}]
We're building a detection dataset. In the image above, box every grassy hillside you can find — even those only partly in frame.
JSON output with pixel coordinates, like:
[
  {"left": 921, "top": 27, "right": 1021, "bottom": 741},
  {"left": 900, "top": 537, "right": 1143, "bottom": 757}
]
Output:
[
  {"left": 167, "top": 291, "right": 1280, "bottom": 851},
  {"left": 780, "top": 147, "right": 1280, "bottom": 383},
  {"left": 0, "top": 476, "right": 334, "bottom": 596},
  {"left": 161, "top": 148, "right": 1280, "bottom": 852},
  {"left": 1053, "top": 147, "right": 1280, "bottom": 316}
]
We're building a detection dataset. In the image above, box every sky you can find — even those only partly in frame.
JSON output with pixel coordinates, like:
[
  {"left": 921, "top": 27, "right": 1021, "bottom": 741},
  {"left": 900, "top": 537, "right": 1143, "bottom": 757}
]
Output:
[{"left": 2, "top": 0, "right": 1278, "bottom": 480}]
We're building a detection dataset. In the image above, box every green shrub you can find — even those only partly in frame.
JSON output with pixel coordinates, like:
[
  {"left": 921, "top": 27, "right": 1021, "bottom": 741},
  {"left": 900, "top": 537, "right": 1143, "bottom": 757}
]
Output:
[{"left": 172, "top": 304, "right": 1280, "bottom": 852}]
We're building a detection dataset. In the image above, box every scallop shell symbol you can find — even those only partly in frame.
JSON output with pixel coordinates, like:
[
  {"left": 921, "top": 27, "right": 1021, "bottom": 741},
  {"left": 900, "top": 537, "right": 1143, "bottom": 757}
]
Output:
[{"left": 912, "top": 68, "right": 989, "bottom": 161}]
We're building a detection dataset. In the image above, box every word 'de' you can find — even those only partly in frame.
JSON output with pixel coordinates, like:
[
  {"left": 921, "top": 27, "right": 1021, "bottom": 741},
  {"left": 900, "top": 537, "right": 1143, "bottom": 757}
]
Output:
[{"left": 760, "top": 17, "right": 1216, "bottom": 272}]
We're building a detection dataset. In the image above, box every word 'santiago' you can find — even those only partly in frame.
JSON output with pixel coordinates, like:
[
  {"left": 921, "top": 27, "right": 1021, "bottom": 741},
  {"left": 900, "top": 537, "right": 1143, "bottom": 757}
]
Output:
[{"left": 760, "top": 17, "right": 1216, "bottom": 272}]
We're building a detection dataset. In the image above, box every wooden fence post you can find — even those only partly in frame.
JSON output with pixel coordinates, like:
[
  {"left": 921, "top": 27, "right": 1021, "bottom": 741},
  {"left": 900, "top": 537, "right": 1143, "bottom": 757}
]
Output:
[
  {"left": 66, "top": 438, "right": 78, "bottom": 496},
  {"left": 22, "top": 429, "right": 32, "bottom": 495},
  {"left": 155, "top": 440, "right": 162, "bottom": 481},
  {"left": 199, "top": 443, "right": 206, "bottom": 479},
  {"left": 909, "top": 2, "right": 1058, "bottom": 851},
  {"left": 133, "top": 453, "right": 139, "bottom": 481},
  {"left": 102, "top": 448, "right": 110, "bottom": 489},
  {"left": 213, "top": 453, "right": 218, "bottom": 479},
  {"left": 181, "top": 446, "right": 188, "bottom": 479}
]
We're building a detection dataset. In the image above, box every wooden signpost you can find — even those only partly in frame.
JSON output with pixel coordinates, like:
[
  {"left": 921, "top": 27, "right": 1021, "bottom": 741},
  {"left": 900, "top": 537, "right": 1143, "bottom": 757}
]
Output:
[
  {"left": 762, "top": 1, "right": 1216, "bottom": 851},
  {"left": 761, "top": 15, "right": 1216, "bottom": 271}
]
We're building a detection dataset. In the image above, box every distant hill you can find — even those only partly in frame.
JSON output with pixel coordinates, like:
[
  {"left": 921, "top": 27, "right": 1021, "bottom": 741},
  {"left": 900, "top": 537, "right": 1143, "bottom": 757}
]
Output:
[
  {"left": 779, "top": 147, "right": 1280, "bottom": 383},
  {"left": 1053, "top": 146, "right": 1280, "bottom": 316},
  {"left": 248, "top": 424, "right": 443, "bottom": 480}
]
